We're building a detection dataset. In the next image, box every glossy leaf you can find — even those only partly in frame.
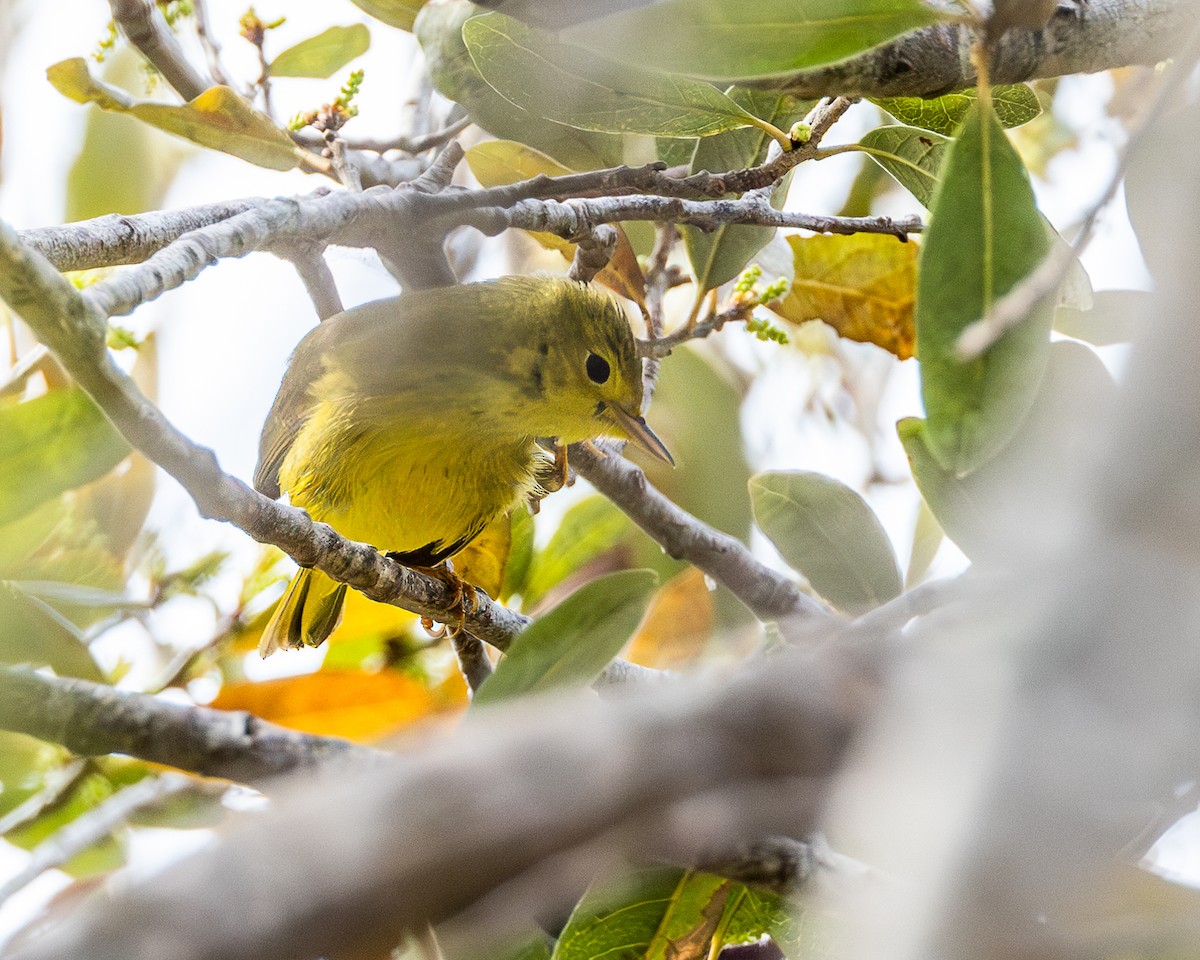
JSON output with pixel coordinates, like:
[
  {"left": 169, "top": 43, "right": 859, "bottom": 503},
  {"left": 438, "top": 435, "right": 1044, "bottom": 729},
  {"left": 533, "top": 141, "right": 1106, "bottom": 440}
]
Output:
[
  {"left": 750, "top": 471, "right": 901, "bottom": 615},
  {"left": 47, "top": 58, "right": 300, "bottom": 171},
  {"left": 552, "top": 867, "right": 797, "bottom": 960},
  {"left": 464, "top": 13, "right": 763, "bottom": 139},
  {"left": 873, "top": 84, "right": 1041, "bottom": 137},
  {"left": 0, "top": 388, "right": 129, "bottom": 526},
  {"left": 859, "top": 124, "right": 948, "bottom": 208},
  {"left": 917, "top": 103, "right": 1053, "bottom": 475},
  {"left": 474, "top": 569, "right": 657, "bottom": 705},
  {"left": 346, "top": 0, "right": 426, "bottom": 30},
  {"left": 465, "top": 141, "right": 646, "bottom": 305},
  {"left": 416, "top": 1, "right": 624, "bottom": 170},
  {"left": 212, "top": 670, "right": 436, "bottom": 741},
  {"left": 0, "top": 581, "right": 105, "bottom": 680},
  {"left": 684, "top": 89, "right": 805, "bottom": 293},
  {"left": 553, "top": 869, "right": 728, "bottom": 960},
  {"left": 560, "top": 0, "right": 948, "bottom": 82},
  {"left": 717, "top": 884, "right": 806, "bottom": 954},
  {"left": 269, "top": 24, "right": 370, "bottom": 78},
  {"left": 776, "top": 233, "right": 918, "bottom": 359},
  {"left": 521, "top": 495, "right": 632, "bottom": 610}
]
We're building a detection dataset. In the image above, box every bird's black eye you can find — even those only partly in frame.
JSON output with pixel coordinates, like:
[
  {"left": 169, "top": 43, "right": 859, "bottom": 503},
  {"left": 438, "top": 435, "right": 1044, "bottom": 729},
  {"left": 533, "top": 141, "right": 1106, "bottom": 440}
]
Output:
[{"left": 586, "top": 352, "right": 611, "bottom": 384}]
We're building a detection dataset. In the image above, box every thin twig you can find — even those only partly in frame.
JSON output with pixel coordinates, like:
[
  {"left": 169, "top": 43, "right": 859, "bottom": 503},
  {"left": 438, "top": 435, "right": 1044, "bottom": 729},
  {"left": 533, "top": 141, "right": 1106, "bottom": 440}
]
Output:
[
  {"left": 451, "top": 632, "right": 494, "bottom": 693},
  {"left": 0, "top": 759, "right": 89, "bottom": 836},
  {"left": 0, "top": 773, "right": 203, "bottom": 906},
  {"left": 109, "top": 0, "right": 211, "bottom": 101},
  {"left": 955, "top": 27, "right": 1200, "bottom": 359},
  {"left": 571, "top": 442, "right": 829, "bottom": 624},
  {"left": 280, "top": 243, "right": 343, "bottom": 320},
  {"left": 191, "top": 0, "right": 233, "bottom": 87},
  {"left": 567, "top": 225, "right": 618, "bottom": 283},
  {"left": 303, "top": 116, "right": 472, "bottom": 156}
]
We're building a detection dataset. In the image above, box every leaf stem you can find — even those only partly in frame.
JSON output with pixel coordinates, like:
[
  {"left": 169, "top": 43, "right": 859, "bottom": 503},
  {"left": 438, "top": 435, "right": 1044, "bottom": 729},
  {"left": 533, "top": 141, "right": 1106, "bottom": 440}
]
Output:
[{"left": 745, "top": 115, "right": 794, "bottom": 152}]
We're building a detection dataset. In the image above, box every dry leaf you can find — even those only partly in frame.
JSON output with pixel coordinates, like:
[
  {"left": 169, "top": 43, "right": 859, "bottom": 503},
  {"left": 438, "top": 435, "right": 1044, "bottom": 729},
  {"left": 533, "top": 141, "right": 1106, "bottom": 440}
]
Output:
[{"left": 776, "top": 233, "right": 917, "bottom": 359}]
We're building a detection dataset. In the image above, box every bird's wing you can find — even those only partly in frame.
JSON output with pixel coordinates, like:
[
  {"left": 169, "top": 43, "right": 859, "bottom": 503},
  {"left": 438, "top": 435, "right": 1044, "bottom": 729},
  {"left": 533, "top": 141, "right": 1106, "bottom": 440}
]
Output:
[{"left": 254, "top": 322, "right": 336, "bottom": 498}]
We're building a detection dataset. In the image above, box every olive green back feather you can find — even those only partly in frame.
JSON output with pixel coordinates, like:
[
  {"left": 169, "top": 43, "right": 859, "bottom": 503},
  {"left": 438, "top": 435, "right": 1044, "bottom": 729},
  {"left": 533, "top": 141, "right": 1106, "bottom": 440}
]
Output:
[{"left": 254, "top": 277, "right": 635, "bottom": 498}]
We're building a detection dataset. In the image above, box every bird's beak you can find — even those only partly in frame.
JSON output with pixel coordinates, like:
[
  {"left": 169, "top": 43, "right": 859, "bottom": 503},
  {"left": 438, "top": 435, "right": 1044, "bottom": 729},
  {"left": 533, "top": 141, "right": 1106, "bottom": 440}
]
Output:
[{"left": 608, "top": 405, "right": 675, "bottom": 466}]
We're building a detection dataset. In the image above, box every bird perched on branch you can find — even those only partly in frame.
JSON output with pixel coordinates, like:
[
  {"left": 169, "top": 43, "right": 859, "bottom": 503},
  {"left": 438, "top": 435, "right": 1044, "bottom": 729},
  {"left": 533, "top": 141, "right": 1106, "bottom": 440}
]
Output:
[{"left": 254, "top": 275, "right": 671, "bottom": 655}]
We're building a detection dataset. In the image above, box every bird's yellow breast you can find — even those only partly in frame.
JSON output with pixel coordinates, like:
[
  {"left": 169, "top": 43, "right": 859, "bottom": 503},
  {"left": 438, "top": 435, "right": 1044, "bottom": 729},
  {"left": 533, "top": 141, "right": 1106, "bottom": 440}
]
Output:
[{"left": 278, "top": 394, "right": 541, "bottom": 558}]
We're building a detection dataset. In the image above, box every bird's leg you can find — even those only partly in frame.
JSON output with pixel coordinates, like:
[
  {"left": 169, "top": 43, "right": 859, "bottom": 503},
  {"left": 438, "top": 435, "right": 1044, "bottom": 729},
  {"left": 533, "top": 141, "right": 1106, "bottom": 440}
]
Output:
[
  {"left": 414, "top": 559, "right": 479, "bottom": 639},
  {"left": 528, "top": 439, "right": 570, "bottom": 514}
]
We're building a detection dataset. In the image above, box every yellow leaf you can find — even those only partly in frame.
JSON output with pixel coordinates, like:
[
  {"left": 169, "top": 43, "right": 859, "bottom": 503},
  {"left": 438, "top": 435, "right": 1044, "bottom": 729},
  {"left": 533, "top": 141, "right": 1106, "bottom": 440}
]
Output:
[
  {"left": 212, "top": 671, "right": 436, "bottom": 741},
  {"left": 626, "top": 568, "right": 713, "bottom": 669},
  {"left": 777, "top": 233, "right": 918, "bottom": 360},
  {"left": 466, "top": 140, "right": 646, "bottom": 307},
  {"left": 47, "top": 58, "right": 301, "bottom": 172}
]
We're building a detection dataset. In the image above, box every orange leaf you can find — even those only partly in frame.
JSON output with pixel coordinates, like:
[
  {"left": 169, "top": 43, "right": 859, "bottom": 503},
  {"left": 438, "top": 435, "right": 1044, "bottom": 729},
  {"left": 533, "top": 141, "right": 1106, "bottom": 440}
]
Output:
[
  {"left": 212, "top": 671, "right": 436, "bottom": 742},
  {"left": 626, "top": 568, "right": 713, "bottom": 669}
]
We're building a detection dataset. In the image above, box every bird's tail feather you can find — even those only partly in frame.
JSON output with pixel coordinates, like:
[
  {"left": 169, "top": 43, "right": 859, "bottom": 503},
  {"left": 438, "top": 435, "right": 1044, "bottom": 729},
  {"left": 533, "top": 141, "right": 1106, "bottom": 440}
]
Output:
[{"left": 259, "top": 568, "right": 348, "bottom": 657}]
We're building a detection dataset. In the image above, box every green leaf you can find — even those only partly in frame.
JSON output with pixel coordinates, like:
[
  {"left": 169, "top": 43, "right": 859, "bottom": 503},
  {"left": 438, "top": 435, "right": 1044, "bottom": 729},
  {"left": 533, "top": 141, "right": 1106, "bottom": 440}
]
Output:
[
  {"left": 4, "top": 764, "right": 127, "bottom": 877},
  {"left": 463, "top": 13, "right": 765, "bottom": 139},
  {"left": 560, "top": 0, "right": 948, "bottom": 82},
  {"left": 1054, "top": 289, "right": 1144, "bottom": 345},
  {"left": 521, "top": 495, "right": 632, "bottom": 610},
  {"left": 269, "top": 24, "right": 370, "bottom": 78},
  {"left": 873, "top": 84, "right": 1041, "bottom": 137},
  {"left": 717, "top": 885, "right": 806, "bottom": 954},
  {"left": 905, "top": 499, "right": 944, "bottom": 587},
  {"left": 346, "top": 0, "right": 426, "bottom": 30},
  {"left": 749, "top": 471, "right": 901, "bottom": 616},
  {"left": 500, "top": 507, "right": 535, "bottom": 602},
  {"left": 416, "top": 1, "right": 625, "bottom": 170},
  {"left": 0, "top": 732, "right": 72, "bottom": 822},
  {"left": 916, "top": 103, "right": 1053, "bottom": 475},
  {"left": 474, "top": 569, "right": 657, "bottom": 705},
  {"left": 684, "top": 89, "right": 806, "bottom": 293},
  {"left": 0, "top": 388, "right": 129, "bottom": 526},
  {"left": 900, "top": 341, "right": 1115, "bottom": 561},
  {"left": 553, "top": 868, "right": 729, "bottom": 960},
  {"left": 0, "top": 581, "right": 104, "bottom": 680},
  {"left": 859, "top": 124, "right": 949, "bottom": 208},
  {"left": 67, "top": 50, "right": 187, "bottom": 221},
  {"left": 47, "top": 58, "right": 300, "bottom": 171}
]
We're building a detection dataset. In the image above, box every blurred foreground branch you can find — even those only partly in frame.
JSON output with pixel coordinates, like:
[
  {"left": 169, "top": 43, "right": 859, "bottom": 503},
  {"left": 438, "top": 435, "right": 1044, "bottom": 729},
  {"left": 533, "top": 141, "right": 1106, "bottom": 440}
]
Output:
[{"left": 5, "top": 644, "right": 873, "bottom": 960}]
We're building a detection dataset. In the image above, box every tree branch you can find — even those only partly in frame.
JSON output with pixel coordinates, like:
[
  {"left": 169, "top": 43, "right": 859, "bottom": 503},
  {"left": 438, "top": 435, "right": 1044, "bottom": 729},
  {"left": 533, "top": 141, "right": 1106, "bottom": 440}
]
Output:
[
  {"left": 760, "top": 0, "right": 1187, "bottom": 99},
  {"left": 0, "top": 667, "right": 374, "bottom": 783},
  {"left": 3, "top": 646, "right": 871, "bottom": 960},
  {"left": 571, "top": 442, "right": 829, "bottom": 623},
  {"left": 109, "top": 0, "right": 212, "bottom": 101},
  {"left": 455, "top": 195, "right": 922, "bottom": 244}
]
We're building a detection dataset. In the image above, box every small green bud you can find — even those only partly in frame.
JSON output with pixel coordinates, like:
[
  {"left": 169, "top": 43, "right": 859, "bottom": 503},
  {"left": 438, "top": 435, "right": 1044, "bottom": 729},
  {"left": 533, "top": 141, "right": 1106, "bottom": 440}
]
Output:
[{"left": 788, "top": 121, "right": 813, "bottom": 145}]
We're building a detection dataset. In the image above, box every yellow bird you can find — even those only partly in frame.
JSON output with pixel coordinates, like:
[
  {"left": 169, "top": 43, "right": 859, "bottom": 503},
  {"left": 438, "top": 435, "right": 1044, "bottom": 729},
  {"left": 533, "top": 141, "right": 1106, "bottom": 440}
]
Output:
[{"left": 255, "top": 276, "right": 672, "bottom": 655}]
